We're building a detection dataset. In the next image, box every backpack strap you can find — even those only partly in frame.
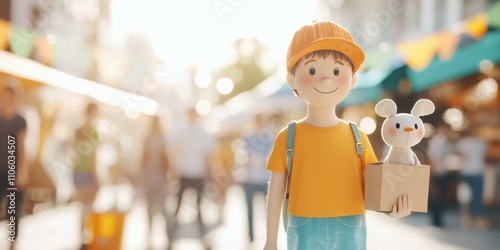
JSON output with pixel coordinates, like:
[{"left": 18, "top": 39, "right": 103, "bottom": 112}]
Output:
[
  {"left": 348, "top": 122, "right": 363, "bottom": 159},
  {"left": 284, "top": 121, "right": 296, "bottom": 200}
]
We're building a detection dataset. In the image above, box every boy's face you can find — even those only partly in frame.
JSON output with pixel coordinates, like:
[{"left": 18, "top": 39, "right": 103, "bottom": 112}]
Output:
[{"left": 287, "top": 54, "right": 356, "bottom": 108}]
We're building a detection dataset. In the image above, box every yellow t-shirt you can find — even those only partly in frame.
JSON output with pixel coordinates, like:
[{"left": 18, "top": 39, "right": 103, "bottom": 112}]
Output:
[{"left": 267, "top": 120, "right": 378, "bottom": 217}]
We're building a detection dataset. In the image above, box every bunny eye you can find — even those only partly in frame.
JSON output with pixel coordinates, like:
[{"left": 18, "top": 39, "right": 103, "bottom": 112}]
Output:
[
  {"left": 396, "top": 123, "right": 400, "bottom": 129},
  {"left": 415, "top": 124, "right": 418, "bottom": 129}
]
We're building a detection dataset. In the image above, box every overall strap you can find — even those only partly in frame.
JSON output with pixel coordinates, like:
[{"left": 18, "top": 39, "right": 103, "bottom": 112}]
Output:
[
  {"left": 349, "top": 122, "right": 363, "bottom": 159},
  {"left": 285, "top": 121, "right": 296, "bottom": 199}
]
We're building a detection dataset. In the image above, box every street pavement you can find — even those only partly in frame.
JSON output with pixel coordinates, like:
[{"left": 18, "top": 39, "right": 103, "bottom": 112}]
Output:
[{"left": 1, "top": 184, "right": 499, "bottom": 250}]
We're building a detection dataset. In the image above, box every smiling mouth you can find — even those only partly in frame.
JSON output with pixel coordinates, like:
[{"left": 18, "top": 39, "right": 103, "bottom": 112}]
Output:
[{"left": 314, "top": 87, "right": 338, "bottom": 94}]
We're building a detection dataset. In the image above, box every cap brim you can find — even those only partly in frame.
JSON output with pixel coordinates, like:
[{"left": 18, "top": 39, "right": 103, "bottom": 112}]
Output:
[{"left": 287, "top": 38, "right": 365, "bottom": 73}]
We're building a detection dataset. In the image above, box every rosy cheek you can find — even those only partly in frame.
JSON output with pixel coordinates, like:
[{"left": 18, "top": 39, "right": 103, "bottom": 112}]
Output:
[
  {"left": 337, "top": 74, "right": 350, "bottom": 86},
  {"left": 388, "top": 127, "right": 398, "bottom": 137},
  {"left": 417, "top": 128, "right": 424, "bottom": 139},
  {"left": 299, "top": 74, "right": 316, "bottom": 86}
]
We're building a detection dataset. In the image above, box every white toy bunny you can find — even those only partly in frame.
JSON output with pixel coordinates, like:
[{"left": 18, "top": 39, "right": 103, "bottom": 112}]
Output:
[{"left": 376, "top": 99, "right": 435, "bottom": 165}]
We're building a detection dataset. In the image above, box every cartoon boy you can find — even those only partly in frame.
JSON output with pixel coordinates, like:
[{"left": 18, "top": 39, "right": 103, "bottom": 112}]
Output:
[{"left": 264, "top": 21, "right": 411, "bottom": 250}]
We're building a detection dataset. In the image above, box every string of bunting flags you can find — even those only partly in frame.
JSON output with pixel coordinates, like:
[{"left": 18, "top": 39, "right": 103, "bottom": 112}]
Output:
[{"left": 395, "top": 2, "right": 500, "bottom": 71}]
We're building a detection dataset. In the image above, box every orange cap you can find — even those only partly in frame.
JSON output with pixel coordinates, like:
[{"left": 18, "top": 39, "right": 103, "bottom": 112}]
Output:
[{"left": 287, "top": 20, "right": 365, "bottom": 73}]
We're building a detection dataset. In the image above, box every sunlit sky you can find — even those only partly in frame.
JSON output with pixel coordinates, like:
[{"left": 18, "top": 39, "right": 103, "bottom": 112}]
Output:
[{"left": 109, "top": 0, "right": 317, "bottom": 71}]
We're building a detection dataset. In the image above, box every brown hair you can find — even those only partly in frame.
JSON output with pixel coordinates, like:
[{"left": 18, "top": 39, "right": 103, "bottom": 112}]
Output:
[{"left": 289, "top": 50, "right": 354, "bottom": 76}]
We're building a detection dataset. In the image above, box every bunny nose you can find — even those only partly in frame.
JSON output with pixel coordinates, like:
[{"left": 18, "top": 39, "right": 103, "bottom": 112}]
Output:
[{"left": 404, "top": 127, "right": 414, "bottom": 132}]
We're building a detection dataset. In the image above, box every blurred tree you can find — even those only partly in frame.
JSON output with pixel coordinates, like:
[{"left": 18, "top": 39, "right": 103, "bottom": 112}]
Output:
[{"left": 217, "top": 37, "right": 270, "bottom": 103}]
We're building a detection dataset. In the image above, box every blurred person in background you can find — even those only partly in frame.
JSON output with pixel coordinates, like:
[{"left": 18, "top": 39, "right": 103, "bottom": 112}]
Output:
[
  {"left": 456, "top": 126, "right": 489, "bottom": 230},
  {"left": 213, "top": 135, "right": 234, "bottom": 220},
  {"left": 169, "top": 108, "right": 218, "bottom": 249},
  {"left": 72, "top": 103, "right": 100, "bottom": 248},
  {"left": 0, "top": 85, "right": 27, "bottom": 250},
  {"left": 241, "top": 114, "right": 274, "bottom": 243},
  {"left": 427, "top": 123, "right": 454, "bottom": 227},
  {"left": 140, "top": 115, "right": 170, "bottom": 243}
]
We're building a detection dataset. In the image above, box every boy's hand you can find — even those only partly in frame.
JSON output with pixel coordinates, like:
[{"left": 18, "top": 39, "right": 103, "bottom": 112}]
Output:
[{"left": 388, "top": 195, "right": 411, "bottom": 219}]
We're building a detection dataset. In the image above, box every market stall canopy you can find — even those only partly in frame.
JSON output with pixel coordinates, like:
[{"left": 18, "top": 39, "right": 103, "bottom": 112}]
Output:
[
  {"left": 382, "top": 30, "right": 500, "bottom": 94},
  {"left": 381, "top": 1, "right": 500, "bottom": 94},
  {"left": 0, "top": 50, "right": 159, "bottom": 115}
]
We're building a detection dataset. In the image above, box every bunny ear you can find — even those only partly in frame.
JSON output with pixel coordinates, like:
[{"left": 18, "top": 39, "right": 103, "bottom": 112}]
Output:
[
  {"left": 375, "top": 99, "right": 397, "bottom": 118},
  {"left": 411, "top": 99, "right": 435, "bottom": 117}
]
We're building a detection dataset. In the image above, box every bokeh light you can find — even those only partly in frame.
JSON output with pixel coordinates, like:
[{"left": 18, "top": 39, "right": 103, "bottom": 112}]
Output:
[
  {"left": 359, "top": 117, "right": 376, "bottom": 135},
  {"left": 195, "top": 99, "right": 212, "bottom": 116},
  {"left": 463, "top": 95, "right": 480, "bottom": 111},
  {"left": 194, "top": 70, "right": 212, "bottom": 89},
  {"left": 475, "top": 78, "right": 498, "bottom": 101},
  {"left": 423, "top": 123, "right": 434, "bottom": 138},
  {"left": 443, "top": 108, "right": 466, "bottom": 131},
  {"left": 479, "top": 59, "right": 494, "bottom": 74},
  {"left": 216, "top": 77, "right": 234, "bottom": 95}
]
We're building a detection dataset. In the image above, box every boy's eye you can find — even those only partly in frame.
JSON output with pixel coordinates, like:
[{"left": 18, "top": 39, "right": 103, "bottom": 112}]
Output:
[
  {"left": 333, "top": 67, "right": 340, "bottom": 76},
  {"left": 309, "top": 67, "right": 316, "bottom": 76}
]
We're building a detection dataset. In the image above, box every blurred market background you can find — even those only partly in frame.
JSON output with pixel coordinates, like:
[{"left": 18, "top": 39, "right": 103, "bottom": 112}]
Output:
[{"left": 0, "top": 0, "right": 499, "bottom": 249}]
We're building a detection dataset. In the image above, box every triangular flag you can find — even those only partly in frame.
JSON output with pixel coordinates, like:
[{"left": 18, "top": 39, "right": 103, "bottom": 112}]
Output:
[
  {"left": 0, "top": 19, "right": 10, "bottom": 50},
  {"left": 436, "top": 30, "right": 462, "bottom": 61},
  {"left": 9, "top": 26, "right": 38, "bottom": 57},
  {"left": 463, "top": 13, "right": 488, "bottom": 40},
  {"left": 396, "top": 35, "right": 440, "bottom": 71}
]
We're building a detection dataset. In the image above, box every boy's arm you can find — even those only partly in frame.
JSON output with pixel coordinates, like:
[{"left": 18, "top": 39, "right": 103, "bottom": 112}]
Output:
[{"left": 264, "top": 171, "right": 286, "bottom": 250}]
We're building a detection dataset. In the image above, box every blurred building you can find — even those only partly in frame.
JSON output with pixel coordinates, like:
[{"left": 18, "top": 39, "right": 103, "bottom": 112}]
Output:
[
  {"left": 318, "top": 0, "right": 492, "bottom": 49},
  {"left": 0, "top": 0, "right": 161, "bottom": 206}
]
